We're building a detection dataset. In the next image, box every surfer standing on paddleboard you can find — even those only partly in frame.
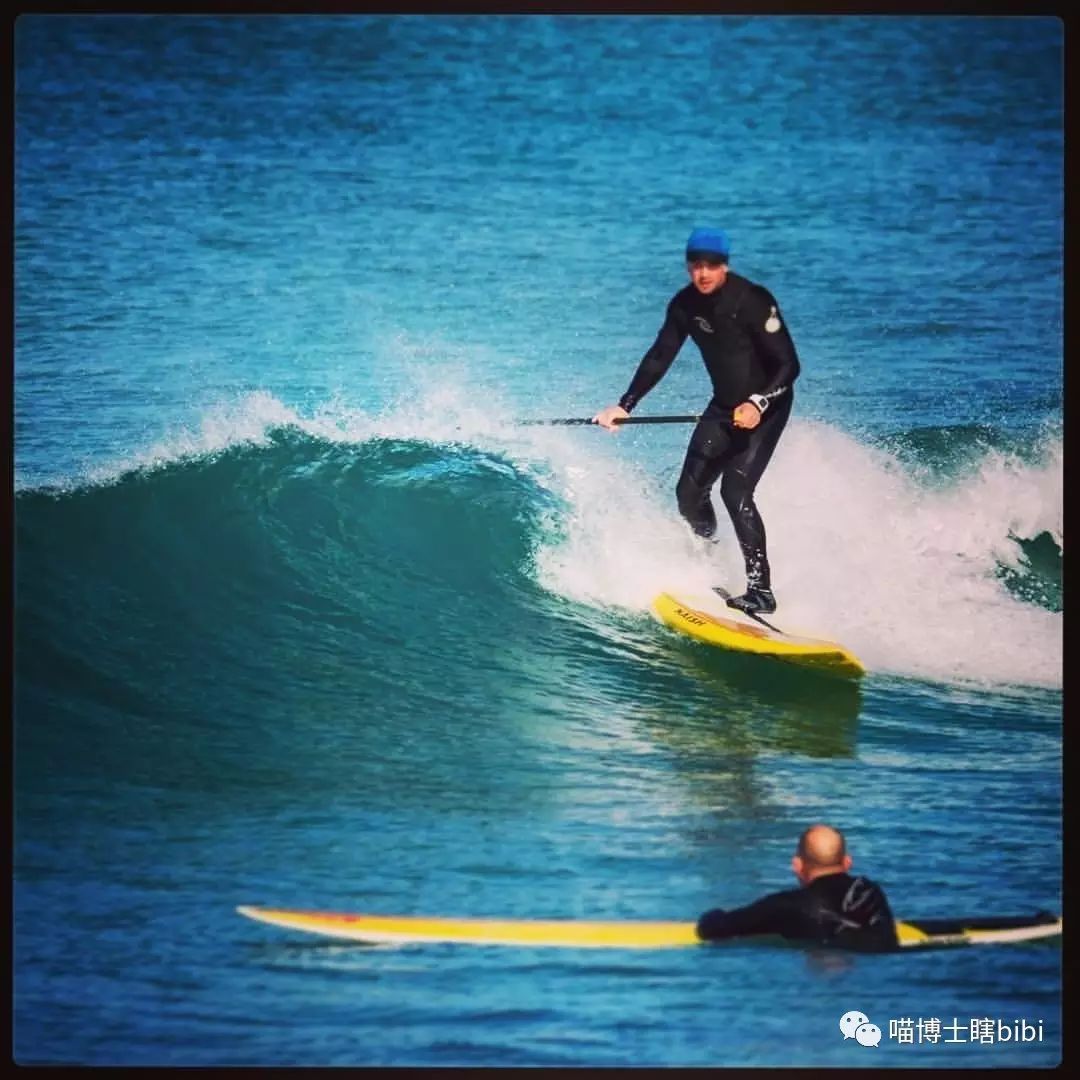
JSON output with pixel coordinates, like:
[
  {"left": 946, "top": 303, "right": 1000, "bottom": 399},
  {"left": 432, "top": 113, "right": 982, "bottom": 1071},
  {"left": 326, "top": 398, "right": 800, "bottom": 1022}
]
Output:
[
  {"left": 696, "top": 824, "right": 898, "bottom": 950},
  {"left": 593, "top": 228, "right": 800, "bottom": 615}
]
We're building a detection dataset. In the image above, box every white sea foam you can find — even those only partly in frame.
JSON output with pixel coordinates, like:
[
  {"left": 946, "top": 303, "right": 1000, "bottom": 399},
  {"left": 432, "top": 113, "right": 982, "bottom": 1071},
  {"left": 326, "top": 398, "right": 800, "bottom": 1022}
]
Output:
[{"left": 524, "top": 414, "right": 1062, "bottom": 691}]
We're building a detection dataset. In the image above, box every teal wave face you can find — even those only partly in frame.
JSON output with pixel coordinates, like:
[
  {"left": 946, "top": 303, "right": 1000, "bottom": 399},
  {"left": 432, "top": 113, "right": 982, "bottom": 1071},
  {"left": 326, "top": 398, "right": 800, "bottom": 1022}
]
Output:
[{"left": 15, "top": 430, "right": 557, "bottom": 740}]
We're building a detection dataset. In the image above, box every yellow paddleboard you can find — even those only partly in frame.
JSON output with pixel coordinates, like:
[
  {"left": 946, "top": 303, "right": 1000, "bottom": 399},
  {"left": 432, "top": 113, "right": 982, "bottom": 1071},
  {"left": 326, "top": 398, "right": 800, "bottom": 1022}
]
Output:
[
  {"left": 652, "top": 592, "right": 865, "bottom": 678},
  {"left": 237, "top": 906, "right": 1061, "bottom": 950}
]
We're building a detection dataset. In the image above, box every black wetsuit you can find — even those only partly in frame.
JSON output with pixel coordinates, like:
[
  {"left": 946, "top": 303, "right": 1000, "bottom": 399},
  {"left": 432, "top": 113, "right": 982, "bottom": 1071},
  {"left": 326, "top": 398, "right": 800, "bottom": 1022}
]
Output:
[
  {"left": 618, "top": 272, "right": 800, "bottom": 590},
  {"left": 696, "top": 872, "right": 898, "bottom": 952}
]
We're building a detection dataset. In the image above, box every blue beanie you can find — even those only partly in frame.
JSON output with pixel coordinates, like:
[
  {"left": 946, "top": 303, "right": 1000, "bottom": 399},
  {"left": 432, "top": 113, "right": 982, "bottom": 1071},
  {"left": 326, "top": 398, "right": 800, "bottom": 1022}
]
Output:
[{"left": 686, "top": 227, "right": 731, "bottom": 261}]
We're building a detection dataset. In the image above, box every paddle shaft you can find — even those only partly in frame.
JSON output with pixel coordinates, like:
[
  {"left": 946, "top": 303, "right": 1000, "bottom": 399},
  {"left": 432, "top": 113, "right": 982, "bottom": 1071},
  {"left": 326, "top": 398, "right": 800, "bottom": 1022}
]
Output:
[{"left": 519, "top": 414, "right": 731, "bottom": 427}]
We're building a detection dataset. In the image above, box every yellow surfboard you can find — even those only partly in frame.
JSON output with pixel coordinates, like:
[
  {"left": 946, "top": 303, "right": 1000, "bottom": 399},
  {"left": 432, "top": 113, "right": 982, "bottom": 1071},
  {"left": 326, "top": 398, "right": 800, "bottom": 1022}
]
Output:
[
  {"left": 652, "top": 592, "right": 865, "bottom": 678},
  {"left": 236, "top": 906, "right": 1061, "bottom": 950}
]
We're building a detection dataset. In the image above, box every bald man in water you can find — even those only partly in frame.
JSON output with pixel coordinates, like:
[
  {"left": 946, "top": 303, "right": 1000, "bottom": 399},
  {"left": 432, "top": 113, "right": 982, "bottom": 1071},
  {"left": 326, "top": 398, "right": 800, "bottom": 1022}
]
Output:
[{"left": 696, "top": 825, "right": 898, "bottom": 951}]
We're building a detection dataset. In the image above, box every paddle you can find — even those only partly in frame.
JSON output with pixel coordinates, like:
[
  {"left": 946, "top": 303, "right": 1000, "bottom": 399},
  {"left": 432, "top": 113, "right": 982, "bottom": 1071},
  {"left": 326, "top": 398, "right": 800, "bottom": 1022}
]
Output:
[{"left": 517, "top": 414, "right": 733, "bottom": 427}]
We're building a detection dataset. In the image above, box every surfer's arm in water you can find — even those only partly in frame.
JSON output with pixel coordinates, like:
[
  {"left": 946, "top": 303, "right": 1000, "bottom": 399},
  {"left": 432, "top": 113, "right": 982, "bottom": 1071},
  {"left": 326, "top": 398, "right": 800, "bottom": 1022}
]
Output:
[
  {"left": 695, "top": 889, "right": 802, "bottom": 941},
  {"left": 593, "top": 299, "right": 689, "bottom": 430},
  {"left": 733, "top": 286, "right": 801, "bottom": 430}
]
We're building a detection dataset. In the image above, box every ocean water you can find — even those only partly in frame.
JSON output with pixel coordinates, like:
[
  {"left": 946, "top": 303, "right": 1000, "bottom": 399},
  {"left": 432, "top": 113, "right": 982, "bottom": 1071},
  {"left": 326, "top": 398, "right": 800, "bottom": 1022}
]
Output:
[{"left": 14, "top": 14, "right": 1062, "bottom": 1067}]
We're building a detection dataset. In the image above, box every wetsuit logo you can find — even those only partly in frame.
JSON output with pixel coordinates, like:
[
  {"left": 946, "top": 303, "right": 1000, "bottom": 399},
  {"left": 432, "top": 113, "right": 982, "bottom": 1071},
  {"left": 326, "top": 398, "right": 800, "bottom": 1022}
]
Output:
[
  {"left": 764, "top": 306, "right": 781, "bottom": 333},
  {"left": 692, "top": 316, "right": 715, "bottom": 334}
]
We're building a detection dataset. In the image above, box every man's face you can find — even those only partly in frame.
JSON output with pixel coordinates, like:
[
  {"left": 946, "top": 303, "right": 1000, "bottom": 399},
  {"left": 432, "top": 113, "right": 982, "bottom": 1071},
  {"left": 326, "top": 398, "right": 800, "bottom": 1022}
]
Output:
[{"left": 687, "top": 258, "right": 728, "bottom": 294}]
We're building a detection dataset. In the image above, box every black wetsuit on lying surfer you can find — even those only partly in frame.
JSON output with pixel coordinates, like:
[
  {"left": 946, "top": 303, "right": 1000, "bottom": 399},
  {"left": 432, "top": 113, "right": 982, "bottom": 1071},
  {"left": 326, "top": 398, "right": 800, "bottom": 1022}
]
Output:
[
  {"left": 618, "top": 263, "right": 800, "bottom": 614},
  {"left": 697, "top": 872, "right": 898, "bottom": 951}
]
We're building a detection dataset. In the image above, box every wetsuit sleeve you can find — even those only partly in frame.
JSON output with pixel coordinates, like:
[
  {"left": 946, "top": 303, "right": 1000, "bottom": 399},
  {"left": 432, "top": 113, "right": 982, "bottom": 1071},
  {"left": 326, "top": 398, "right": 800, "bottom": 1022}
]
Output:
[
  {"left": 740, "top": 286, "right": 800, "bottom": 406},
  {"left": 695, "top": 888, "right": 799, "bottom": 941},
  {"left": 617, "top": 298, "right": 689, "bottom": 413}
]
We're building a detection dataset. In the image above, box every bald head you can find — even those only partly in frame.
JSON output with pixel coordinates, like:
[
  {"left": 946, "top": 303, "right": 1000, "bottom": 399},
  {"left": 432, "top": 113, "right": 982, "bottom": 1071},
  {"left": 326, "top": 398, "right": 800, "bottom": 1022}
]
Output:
[
  {"left": 798, "top": 825, "right": 846, "bottom": 866},
  {"left": 792, "top": 824, "right": 852, "bottom": 884}
]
